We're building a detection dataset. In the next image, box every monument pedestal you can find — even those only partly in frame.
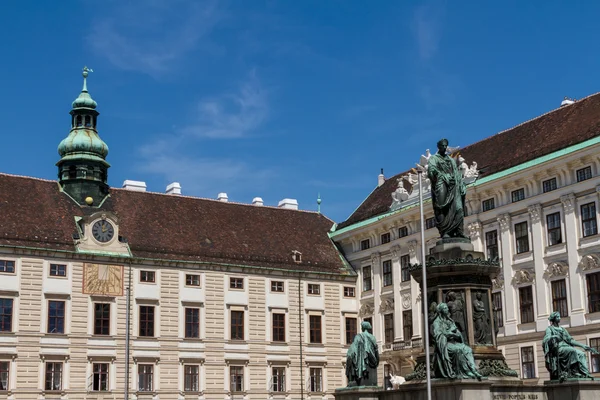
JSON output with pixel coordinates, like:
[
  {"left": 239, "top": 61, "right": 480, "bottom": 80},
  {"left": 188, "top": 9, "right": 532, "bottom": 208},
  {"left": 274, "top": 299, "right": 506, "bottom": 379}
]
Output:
[
  {"left": 335, "top": 386, "right": 381, "bottom": 400},
  {"left": 545, "top": 379, "right": 600, "bottom": 400}
]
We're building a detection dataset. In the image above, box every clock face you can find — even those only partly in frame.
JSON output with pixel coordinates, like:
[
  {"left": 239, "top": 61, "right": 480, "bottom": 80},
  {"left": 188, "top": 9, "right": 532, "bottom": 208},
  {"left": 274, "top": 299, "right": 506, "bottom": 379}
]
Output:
[{"left": 92, "top": 220, "right": 115, "bottom": 243}]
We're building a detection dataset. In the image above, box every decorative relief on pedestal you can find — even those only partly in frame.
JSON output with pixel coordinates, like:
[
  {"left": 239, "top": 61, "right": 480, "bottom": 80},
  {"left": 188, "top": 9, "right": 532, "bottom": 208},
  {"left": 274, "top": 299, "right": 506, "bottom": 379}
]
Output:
[
  {"left": 408, "top": 240, "right": 418, "bottom": 258},
  {"left": 467, "top": 221, "right": 482, "bottom": 240},
  {"left": 390, "top": 245, "right": 401, "bottom": 260},
  {"left": 527, "top": 204, "right": 542, "bottom": 223},
  {"left": 371, "top": 252, "right": 380, "bottom": 265},
  {"left": 544, "top": 261, "right": 569, "bottom": 279},
  {"left": 358, "top": 302, "right": 375, "bottom": 317},
  {"left": 497, "top": 214, "right": 511, "bottom": 232},
  {"left": 492, "top": 275, "right": 504, "bottom": 290},
  {"left": 380, "top": 298, "right": 395, "bottom": 314},
  {"left": 560, "top": 193, "right": 576, "bottom": 213},
  {"left": 402, "top": 293, "right": 411, "bottom": 309},
  {"left": 579, "top": 254, "right": 600, "bottom": 271},
  {"left": 512, "top": 269, "right": 535, "bottom": 285}
]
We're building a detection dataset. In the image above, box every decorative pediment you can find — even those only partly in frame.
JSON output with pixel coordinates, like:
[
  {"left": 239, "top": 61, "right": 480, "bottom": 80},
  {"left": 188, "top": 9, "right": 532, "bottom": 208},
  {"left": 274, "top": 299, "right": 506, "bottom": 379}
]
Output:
[
  {"left": 544, "top": 261, "right": 569, "bottom": 279},
  {"left": 579, "top": 254, "right": 600, "bottom": 271},
  {"left": 512, "top": 269, "right": 535, "bottom": 285},
  {"left": 401, "top": 293, "right": 411, "bottom": 309},
  {"left": 358, "top": 302, "right": 375, "bottom": 317},
  {"left": 492, "top": 275, "right": 504, "bottom": 290},
  {"left": 380, "top": 298, "right": 395, "bottom": 314}
]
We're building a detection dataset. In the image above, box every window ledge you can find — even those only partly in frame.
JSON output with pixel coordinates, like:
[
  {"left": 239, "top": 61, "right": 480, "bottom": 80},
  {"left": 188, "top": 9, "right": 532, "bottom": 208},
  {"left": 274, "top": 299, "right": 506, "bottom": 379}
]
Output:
[
  {"left": 269, "top": 341, "right": 288, "bottom": 346},
  {"left": 307, "top": 343, "right": 325, "bottom": 348},
  {"left": 580, "top": 234, "right": 600, "bottom": 247}
]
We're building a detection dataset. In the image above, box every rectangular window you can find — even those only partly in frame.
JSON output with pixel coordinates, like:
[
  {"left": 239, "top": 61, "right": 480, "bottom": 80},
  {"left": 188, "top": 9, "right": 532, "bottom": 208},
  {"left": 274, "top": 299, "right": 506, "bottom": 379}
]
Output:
[
  {"left": 343, "top": 286, "right": 355, "bottom": 298},
  {"left": 309, "top": 368, "right": 322, "bottom": 392},
  {"left": 45, "top": 362, "right": 62, "bottom": 391},
  {"left": 482, "top": 198, "right": 495, "bottom": 212},
  {"left": 577, "top": 166, "right": 592, "bottom": 182},
  {"left": 345, "top": 317, "right": 357, "bottom": 345},
  {"left": 492, "top": 292, "right": 504, "bottom": 328},
  {"left": 92, "top": 363, "right": 109, "bottom": 391},
  {"left": 271, "top": 281, "right": 284, "bottom": 292},
  {"left": 398, "top": 226, "right": 408, "bottom": 238},
  {"left": 185, "top": 274, "right": 200, "bottom": 287},
  {"left": 581, "top": 202, "right": 598, "bottom": 237},
  {"left": 307, "top": 284, "right": 321, "bottom": 295},
  {"left": 360, "top": 239, "right": 370, "bottom": 250},
  {"left": 485, "top": 230, "right": 499, "bottom": 260},
  {"left": 590, "top": 338, "right": 600, "bottom": 373},
  {"left": 49, "top": 264, "right": 67, "bottom": 277},
  {"left": 401, "top": 255, "right": 411, "bottom": 282},
  {"left": 138, "top": 364, "right": 153, "bottom": 392},
  {"left": 542, "top": 178, "right": 557, "bottom": 193},
  {"left": 0, "top": 299, "right": 13, "bottom": 332},
  {"left": 230, "top": 277, "right": 244, "bottom": 289},
  {"left": 184, "top": 365, "right": 199, "bottom": 392},
  {"left": 381, "top": 232, "right": 391, "bottom": 244},
  {"left": 140, "top": 270, "right": 155, "bottom": 283},
  {"left": 272, "top": 313, "right": 285, "bottom": 342},
  {"left": 384, "top": 313, "right": 394, "bottom": 344},
  {"left": 48, "top": 300, "right": 65, "bottom": 334},
  {"left": 230, "top": 310, "right": 244, "bottom": 340},
  {"left": 272, "top": 367, "right": 286, "bottom": 392},
  {"left": 139, "top": 306, "right": 155, "bottom": 337},
  {"left": 382, "top": 260, "right": 393, "bottom": 287},
  {"left": 519, "top": 286, "right": 534, "bottom": 323},
  {"left": 0, "top": 361, "right": 9, "bottom": 390},
  {"left": 587, "top": 271, "right": 600, "bottom": 313},
  {"left": 185, "top": 308, "right": 200, "bottom": 338},
  {"left": 511, "top": 188, "right": 525, "bottom": 203},
  {"left": 94, "top": 303, "right": 110, "bottom": 335},
  {"left": 515, "top": 221, "right": 530, "bottom": 254},
  {"left": 546, "top": 212, "right": 562, "bottom": 246},
  {"left": 230, "top": 366, "right": 244, "bottom": 392},
  {"left": 403, "top": 310, "right": 413, "bottom": 339},
  {"left": 425, "top": 217, "right": 436, "bottom": 230},
  {"left": 521, "top": 347, "right": 536, "bottom": 379},
  {"left": 363, "top": 266, "right": 372, "bottom": 291},
  {"left": 309, "top": 315, "right": 322, "bottom": 343},
  {"left": 0, "top": 260, "right": 15, "bottom": 274},
  {"left": 551, "top": 279, "right": 568, "bottom": 317}
]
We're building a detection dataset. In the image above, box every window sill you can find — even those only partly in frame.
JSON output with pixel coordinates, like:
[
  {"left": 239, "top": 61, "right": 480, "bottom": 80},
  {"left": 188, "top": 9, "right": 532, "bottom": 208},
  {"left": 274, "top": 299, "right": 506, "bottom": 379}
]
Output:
[
  {"left": 44, "top": 333, "right": 68, "bottom": 337},
  {"left": 227, "top": 339, "right": 247, "bottom": 344},
  {"left": 307, "top": 343, "right": 325, "bottom": 347},
  {"left": 269, "top": 341, "right": 288, "bottom": 346},
  {"left": 513, "top": 251, "right": 533, "bottom": 263},
  {"left": 580, "top": 234, "right": 600, "bottom": 247}
]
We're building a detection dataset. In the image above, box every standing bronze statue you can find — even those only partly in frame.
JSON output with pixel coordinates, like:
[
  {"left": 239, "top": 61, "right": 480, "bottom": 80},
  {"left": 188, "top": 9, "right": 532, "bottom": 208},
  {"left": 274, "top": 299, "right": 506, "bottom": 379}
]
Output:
[
  {"left": 472, "top": 292, "right": 491, "bottom": 345},
  {"left": 345, "top": 321, "right": 379, "bottom": 387}
]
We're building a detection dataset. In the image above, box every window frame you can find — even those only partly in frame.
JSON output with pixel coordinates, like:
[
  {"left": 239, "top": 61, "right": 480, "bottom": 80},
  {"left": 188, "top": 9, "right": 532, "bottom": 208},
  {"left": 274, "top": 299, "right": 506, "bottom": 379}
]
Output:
[
  {"left": 45, "top": 362, "right": 63, "bottom": 391},
  {"left": 381, "top": 232, "right": 391, "bottom": 244},
  {"left": 400, "top": 255, "right": 411, "bottom": 282},
  {"left": 139, "top": 305, "right": 155, "bottom": 337},
  {"left": 271, "top": 366, "right": 286, "bottom": 392},
  {"left": 398, "top": 226, "right": 408, "bottom": 238},
  {"left": 0, "top": 298, "right": 13, "bottom": 333},
  {"left": 551, "top": 279, "right": 568, "bottom": 317},
  {"left": 360, "top": 239, "right": 370, "bottom": 251},
  {"left": 520, "top": 346, "right": 536, "bottom": 379},
  {"left": 403, "top": 310, "right": 413, "bottom": 340},
  {"left": 185, "top": 274, "right": 200, "bottom": 287},
  {"left": 586, "top": 271, "right": 600, "bottom": 313},
  {"left": 271, "top": 281, "right": 284, "bottom": 293},
  {"left": 519, "top": 286, "right": 534, "bottom": 324},
  {"left": 384, "top": 313, "right": 394, "bottom": 344},
  {"left": 307, "top": 283, "right": 321, "bottom": 295},
  {"left": 345, "top": 316, "right": 357, "bottom": 345},
  {"left": 229, "top": 277, "right": 244, "bottom": 290},
  {"left": 382, "top": 260, "right": 393, "bottom": 287},
  {"left": 546, "top": 212, "right": 562, "bottom": 246},
  {"left": 47, "top": 300, "right": 65, "bottom": 334},
  {"left": 93, "top": 303, "right": 110, "bottom": 336},
  {"left": 184, "top": 307, "right": 200, "bottom": 339},
  {"left": 485, "top": 230, "right": 499, "bottom": 261},
  {"left": 309, "top": 315, "right": 322, "bottom": 344},
  {"left": 92, "top": 362, "right": 109, "bottom": 392},
  {"left": 425, "top": 217, "right": 436, "bottom": 230},
  {"left": 138, "top": 364, "right": 153, "bottom": 392},
  {"left": 309, "top": 367, "right": 323, "bottom": 392},
  {"left": 515, "top": 221, "right": 530, "bottom": 254},
  {"left": 362, "top": 266, "right": 372, "bottom": 292},
  {"left": 542, "top": 177, "right": 557, "bottom": 193},
  {"left": 343, "top": 286, "right": 355, "bottom": 298},
  {"left": 0, "top": 260, "right": 15, "bottom": 274},
  {"left": 492, "top": 292, "right": 504, "bottom": 328},
  {"left": 184, "top": 365, "right": 200, "bottom": 392},
  {"left": 590, "top": 337, "right": 600, "bottom": 373},
  {"left": 230, "top": 365, "right": 244, "bottom": 393},
  {"left": 230, "top": 310, "right": 245, "bottom": 341},
  {"left": 511, "top": 188, "right": 525, "bottom": 203},
  {"left": 0, "top": 361, "right": 9, "bottom": 391},
  {"left": 272, "top": 313, "right": 286, "bottom": 342},
  {"left": 139, "top": 270, "right": 156, "bottom": 283},
  {"left": 581, "top": 202, "right": 598, "bottom": 238},
  {"left": 49, "top": 264, "right": 67, "bottom": 277},
  {"left": 576, "top": 166, "right": 592, "bottom": 182},
  {"left": 482, "top": 198, "right": 495, "bottom": 212}
]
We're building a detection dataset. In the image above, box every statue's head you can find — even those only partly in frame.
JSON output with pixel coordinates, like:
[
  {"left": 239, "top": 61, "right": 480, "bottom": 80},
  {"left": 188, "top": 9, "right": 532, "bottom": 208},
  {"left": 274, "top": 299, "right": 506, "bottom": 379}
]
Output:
[
  {"left": 445, "top": 291, "right": 456, "bottom": 302},
  {"left": 437, "top": 138, "right": 449, "bottom": 155},
  {"left": 549, "top": 311, "right": 561, "bottom": 323},
  {"left": 437, "top": 302, "right": 449, "bottom": 316},
  {"left": 361, "top": 321, "right": 372, "bottom": 333},
  {"left": 476, "top": 292, "right": 482, "bottom": 300}
]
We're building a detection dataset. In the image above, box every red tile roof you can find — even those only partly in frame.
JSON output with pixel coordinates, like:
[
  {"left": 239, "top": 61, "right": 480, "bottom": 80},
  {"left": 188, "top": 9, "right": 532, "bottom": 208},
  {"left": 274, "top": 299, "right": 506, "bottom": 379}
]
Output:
[
  {"left": 0, "top": 173, "right": 349, "bottom": 274},
  {"left": 338, "top": 93, "right": 600, "bottom": 229}
]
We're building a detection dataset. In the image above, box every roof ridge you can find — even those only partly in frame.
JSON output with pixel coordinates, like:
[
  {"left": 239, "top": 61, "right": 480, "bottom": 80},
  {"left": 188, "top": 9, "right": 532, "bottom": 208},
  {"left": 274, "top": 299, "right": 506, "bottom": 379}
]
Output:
[{"left": 0, "top": 172, "right": 57, "bottom": 183}]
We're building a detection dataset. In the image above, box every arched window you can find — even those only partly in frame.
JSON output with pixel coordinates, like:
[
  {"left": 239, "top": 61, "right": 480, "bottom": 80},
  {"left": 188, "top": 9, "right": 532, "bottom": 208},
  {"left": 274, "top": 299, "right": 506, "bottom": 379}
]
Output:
[
  {"left": 84, "top": 116, "right": 91, "bottom": 127},
  {"left": 76, "top": 116, "right": 83, "bottom": 127}
]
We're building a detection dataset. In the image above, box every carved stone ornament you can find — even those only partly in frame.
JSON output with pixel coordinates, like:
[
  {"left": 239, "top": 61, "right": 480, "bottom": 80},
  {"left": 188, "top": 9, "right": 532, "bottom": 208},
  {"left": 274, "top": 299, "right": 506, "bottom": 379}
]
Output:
[
  {"left": 545, "top": 261, "right": 569, "bottom": 279},
  {"left": 390, "top": 245, "right": 401, "bottom": 260},
  {"left": 408, "top": 240, "right": 418, "bottom": 258},
  {"left": 371, "top": 252, "right": 381, "bottom": 265},
  {"left": 492, "top": 275, "right": 504, "bottom": 290},
  {"left": 579, "top": 254, "right": 600, "bottom": 271},
  {"left": 560, "top": 193, "right": 576, "bottom": 213},
  {"left": 497, "top": 214, "right": 511, "bottom": 231},
  {"left": 527, "top": 204, "right": 542, "bottom": 223},
  {"left": 467, "top": 221, "right": 482, "bottom": 240},
  {"left": 358, "top": 302, "right": 375, "bottom": 318},
  {"left": 390, "top": 178, "right": 410, "bottom": 208},
  {"left": 512, "top": 269, "right": 535, "bottom": 285},
  {"left": 380, "top": 298, "right": 395, "bottom": 314},
  {"left": 402, "top": 293, "right": 411, "bottom": 309},
  {"left": 415, "top": 292, "right": 422, "bottom": 303}
]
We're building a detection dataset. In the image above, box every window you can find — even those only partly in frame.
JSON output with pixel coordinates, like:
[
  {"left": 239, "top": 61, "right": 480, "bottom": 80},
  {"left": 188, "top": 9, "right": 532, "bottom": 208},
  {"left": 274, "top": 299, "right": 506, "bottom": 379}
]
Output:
[
  {"left": 185, "top": 308, "right": 200, "bottom": 338},
  {"left": 230, "top": 277, "right": 244, "bottom": 289},
  {"left": 590, "top": 338, "right": 600, "bottom": 373},
  {"left": 49, "top": 264, "right": 67, "bottom": 277},
  {"left": 360, "top": 239, "right": 370, "bottom": 250},
  {"left": 230, "top": 366, "right": 244, "bottom": 392},
  {"left": 384, "top": 313, "right": 394, "bottom": 343},
  {"left": 492, "top": 292, "right": 504, "bottom": 328},
  {"left": 309, "top": 315, "right": 322, "bottom": 343},
  {"left": 587, "top": 271, "right": 600, "bottom": 313},
  {"left": 48, "top": 300, "right": 65, "bottom": 334},
  {"left": 519, "top": 286, "right": 534, "bottom": 323},
  {"left": 272, "top": 313, "right": 285, "bottom": 342},
  {"left": 139, "top": 306, "right": 155, "bottom": 337},
  {"left": 577, "top": 166, "right": 592, "bottom": 182},
  {"left": 184, "top": 365, "right": 199, "bottom": 392},
  {"left": 45, "top": 362, "right": 62, "bottom": 391},
  {"left": 381, "top": 232, "right": 391, "bottom": 244},
  {"left": 382, "top": 260, "right": 393, "bottom": 287},
  {"left": 362, "top": 266, "right": 372, "bottom": 291},
  {"left": 0, "top": 299, "right": 13, "bottom": 332},
  {"left": 425, "top": 217, "right": 436, "bottom": 230},
  {"left": 271, "top": 281, "right": 284, "bottom": 292},
  {"left": 511, "top": 188, "right": 525, "bottom": 203},
  {"left": 0, "top": 260, "right": 15, "bottom": 274},
  {"left": 482, "top": 198, "right": 495, "bottom": 212},
  {"left": 546, "top": 212, "right": 562, "bottom": 246},
  {"left": 140, "top": 270, "right": 155, "bottom": 283},
  {"left": 403, "top": 310, "right": 413, "bottom": 339},
  {"left": 485, "top": 230, "right": 499, "bottom": 260},
  {"left": 343, "top": 287, "right": 355, "bottom": 298},
  {"left": 230, "top": 310, "right": 244, "bottom": 340},
  {"left": 271, "top": 367, "right": 286, "bottom": 392},
  {"left": 309, "top": 368, "right": 322, "bottom": 392},
  {"left": 94, "top": 303, "right": 110, "bottom": 335},
  {"left": 551, "top": 279, "right": 568, "bottom": 317},
  {"left": 543, "top": 178, "right": 557, "bottom": 193},
  {"left": 521, "top": 347, "right": 536, "bottom": 378},
  {"left": 581, "top": 203, "right": 598, "bottom": 237},
  {"left": 92, "top": 363, "right": 109, "bottom": 391},
  {"left": 398, "top": 226, "right": 408, "bottom": 238},
  {"left": 0, "top": 362, "right": 8, "bottom": 390},
  {"left": 185, "top": 274, "right": 200, "bottom": 287},
  {"left": 515, "top": 221, "right": 529, "bottom": 254},
  {"left": 138, "top": 364, "right": 153, "bottom": 392},
  {"left": 345, "top": 317, "right": 357, "bottom": 345},
  {"left": 401, "top": 255, "right": 411, "bottom": 282},
  {"left": 307, "top": 284, "right": 321, "bottom": 295}
]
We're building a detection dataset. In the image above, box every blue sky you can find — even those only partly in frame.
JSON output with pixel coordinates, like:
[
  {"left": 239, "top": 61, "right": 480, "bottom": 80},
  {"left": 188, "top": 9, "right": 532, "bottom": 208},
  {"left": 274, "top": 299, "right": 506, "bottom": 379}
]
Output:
[{"left": 1, "top": 1, "right": 599, "bottom": 223}]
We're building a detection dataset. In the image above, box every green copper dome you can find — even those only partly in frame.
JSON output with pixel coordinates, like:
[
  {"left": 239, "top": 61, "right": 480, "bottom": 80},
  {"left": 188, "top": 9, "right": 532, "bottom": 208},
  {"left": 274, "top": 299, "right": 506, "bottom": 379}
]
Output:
[
  {"left": 72, "top": 90, "right": 97, "bottom": 109},
  {"left": 57, "top": 130, "right": 109, "bottom": 161}
]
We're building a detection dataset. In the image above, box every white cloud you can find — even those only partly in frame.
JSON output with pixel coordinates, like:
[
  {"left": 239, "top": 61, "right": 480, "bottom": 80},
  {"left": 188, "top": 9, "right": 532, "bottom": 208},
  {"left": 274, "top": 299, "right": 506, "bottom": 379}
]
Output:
[{"left": 412, "top": 3, "right": 445, "bottom": 62}]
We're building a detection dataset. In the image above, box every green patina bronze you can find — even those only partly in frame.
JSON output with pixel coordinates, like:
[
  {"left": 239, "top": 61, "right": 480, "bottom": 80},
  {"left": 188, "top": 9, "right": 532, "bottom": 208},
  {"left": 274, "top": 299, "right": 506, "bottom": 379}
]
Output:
[
  {"left": 542, "top": 312, "right": 599, "bottom": 381},
  {"left": 345, "top": 321, "right": 379, "bottom": 387},
  {"left": 427, "top": 139, "right": 467, "bottom": 239}
]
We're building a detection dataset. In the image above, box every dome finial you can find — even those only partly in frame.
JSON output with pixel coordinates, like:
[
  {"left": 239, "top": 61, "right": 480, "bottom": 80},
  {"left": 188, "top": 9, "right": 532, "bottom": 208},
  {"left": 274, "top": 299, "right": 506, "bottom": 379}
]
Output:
[{"left": 82, "top": 66, "right": 93, "bottom": 92}]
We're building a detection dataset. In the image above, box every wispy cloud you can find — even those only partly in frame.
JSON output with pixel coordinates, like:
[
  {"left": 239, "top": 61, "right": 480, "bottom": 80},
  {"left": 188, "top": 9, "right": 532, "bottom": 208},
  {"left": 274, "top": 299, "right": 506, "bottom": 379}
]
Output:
[{"left": 412, "top": 3, "right": 445, "bottom": 61}]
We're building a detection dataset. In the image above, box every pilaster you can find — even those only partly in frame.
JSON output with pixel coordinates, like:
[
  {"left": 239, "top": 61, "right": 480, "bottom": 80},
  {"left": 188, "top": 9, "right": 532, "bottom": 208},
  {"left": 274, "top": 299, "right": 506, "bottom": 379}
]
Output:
[
  {"left": 467, "top": 220, "right": 483, "bottom": 252},
  {"left": 390, "top": 245, "right": 403, "bottom": 341},
  {"left": 561, "top": 193, "right": 585, "bottom": 325},
  {"left": 497, "top": 213, "right": 517, "bottom": 335},
  {"left": 370, "top": 252, "right": 382, "bottom": 341},
  {"left": 408, "top": 240, "right": 422, "bottom": 339},
  {"left": 528, "top": 204, "right": 549, "bottom": 330}
]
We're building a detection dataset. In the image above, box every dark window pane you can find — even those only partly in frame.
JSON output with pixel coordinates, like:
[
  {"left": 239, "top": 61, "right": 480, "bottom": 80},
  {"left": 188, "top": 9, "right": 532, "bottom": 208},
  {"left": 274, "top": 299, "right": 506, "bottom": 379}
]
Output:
[
  {"left": 519, "top": 286, "right": 534, "bottom": 323},
  {"left": 139, "top": 306, "right": 155, "bottom": 337},
  {"left": 272, "top": 313, "right": 285, "bottom": 342},
  {"left": 403, "top": 310, "right": 413, "bottom": 339},
  {"left": 551, "top": 279, "right": 568, "bottom": 317},
  {"left": 345, "top": 317, "right": 357, "bottom": 345},
  {"left": 382, "top": 260, "right": 393, "bottom": 287},
  {"left": 94, "top": 303, "right": 110, "bottom": 335},
  {"left": 0, "top": 299, "right": 13, "bottom": 332},
  {"left": 309, "top": 315, "right": 322, "bottom": 343},
  {"left": 185, "top": 308, "right": 200, "bottom": 338},
  {"left": 48, "top": 301, "right": 65, "bottom": 334},
  {"left": 230, "top": 310, "right": 244, "bottom": 340}
]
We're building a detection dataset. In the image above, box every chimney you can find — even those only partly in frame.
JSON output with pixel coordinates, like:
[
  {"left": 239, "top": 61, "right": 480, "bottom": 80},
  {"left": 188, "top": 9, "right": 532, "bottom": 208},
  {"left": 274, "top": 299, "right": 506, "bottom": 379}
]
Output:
[
  {"left": 561, "top": 97, "right": 575, "bottom": 107},
  {"left": 217, "top": 192, "right": 229, "bottom": 202},
  {"left": 166, "top": 182, "right": 181, "bottom": 195},
  {"left": 378, "top": 168, "right": 385, "bottom": 187},
  {"left": 278, "top": 198, "right": 298, "bottom": 210},
  {"left": 122, "top": 180, "right": 147, "bottom": 192},
  {"left": 252, "top": 197, "right": 264, "bottom": 206}
]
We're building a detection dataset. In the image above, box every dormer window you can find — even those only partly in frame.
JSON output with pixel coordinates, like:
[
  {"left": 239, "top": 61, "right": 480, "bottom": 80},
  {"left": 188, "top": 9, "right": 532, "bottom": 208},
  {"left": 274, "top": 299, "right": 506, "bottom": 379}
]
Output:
[{"left": 292, "top": 250, "right": 302, "bottom": 263}]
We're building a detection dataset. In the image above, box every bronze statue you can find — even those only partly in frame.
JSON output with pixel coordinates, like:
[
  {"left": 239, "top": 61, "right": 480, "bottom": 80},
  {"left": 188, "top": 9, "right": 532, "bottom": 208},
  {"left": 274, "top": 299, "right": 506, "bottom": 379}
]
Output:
[{"left": 346, "top": 321, "right": 379, "bottom": 386}]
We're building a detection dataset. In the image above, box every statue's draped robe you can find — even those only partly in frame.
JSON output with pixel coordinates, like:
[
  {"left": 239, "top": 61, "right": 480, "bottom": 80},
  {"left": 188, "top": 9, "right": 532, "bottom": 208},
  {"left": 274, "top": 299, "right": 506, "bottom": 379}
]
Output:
[
  {"left": 346, "top": 331, "right": 379, "bottom": 385},
  {"left": 427, "top": 153, "right": 466, "bottom": 237},
  {"left": 472, "top": 299, "right": 490, "bottom": 344},
  {"left": 542, "top": 325, "right": 591, "bottom": 379},
  {"left": 432, "top": 315, "right": 480, "bottom": 379}
]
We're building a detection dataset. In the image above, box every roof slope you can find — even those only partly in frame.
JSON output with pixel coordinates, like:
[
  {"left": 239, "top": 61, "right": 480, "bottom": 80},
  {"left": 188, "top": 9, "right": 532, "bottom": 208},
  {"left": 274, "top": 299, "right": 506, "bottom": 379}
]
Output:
[
  {"left": 339, "top": 93, "right": 600, "bottom": 229},
  {"left": 0, "top": 174, "right": 347, "bottom": 274}
]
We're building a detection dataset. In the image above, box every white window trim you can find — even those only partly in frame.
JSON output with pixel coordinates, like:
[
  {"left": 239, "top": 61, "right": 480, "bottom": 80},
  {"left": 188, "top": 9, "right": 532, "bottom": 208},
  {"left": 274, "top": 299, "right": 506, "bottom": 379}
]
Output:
[
  {"left": 134, "top": 360, "right": 159, "bottom": 393},
  {"left": 517, "top": 342, "right": 539, "bottom": 379},
  {"left": 268, "top": 306, "right": 288, "bottom": 343},
  {"left": 226, "top": 304, "right": 248, "bottom": 341},
  {"left": 180, "top": 362, "right": 203, "bottom": 393},
  {"left": 225, "top": 363, "right": 248, "bottom": 395},
  {"left": 41, "top": 295, "right": 71, "bottom": 335},
  {"left": 180, "top": 301, "right": 204, "bottom": 340},
  {"left": 88, "top": 297, "right": 117, "bottom": 336},
  {"left": 86, "top": 359, "right": 114, "bottom": 392},
  {"left": 306, "top": 310, "right": 325, "bottom": 345},
  {"left": 134, "top": 300, "right": 160, "bottom": 339}
]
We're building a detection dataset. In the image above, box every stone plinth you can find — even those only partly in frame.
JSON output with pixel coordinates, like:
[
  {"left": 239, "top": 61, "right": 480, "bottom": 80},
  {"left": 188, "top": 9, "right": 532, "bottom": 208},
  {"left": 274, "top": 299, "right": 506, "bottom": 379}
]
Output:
[
  {"left": 379, "top": 379, "right": 493, "bottom": 400},
  {"left": 545, "top": 379, "right": 600, "bottom": 400},
  {"left": 335, "top": 386, "right": 381, "bottom": 400}
]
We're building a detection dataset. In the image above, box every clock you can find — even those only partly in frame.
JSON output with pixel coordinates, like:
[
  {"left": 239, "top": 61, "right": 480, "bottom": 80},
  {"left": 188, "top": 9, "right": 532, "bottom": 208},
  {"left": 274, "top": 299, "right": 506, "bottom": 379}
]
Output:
[
  {"left": 92, "top": 220, "right": 115, "bottom": 243},
  {"left": 83, "top": 263, "right": 124, "bottom": 296}
]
